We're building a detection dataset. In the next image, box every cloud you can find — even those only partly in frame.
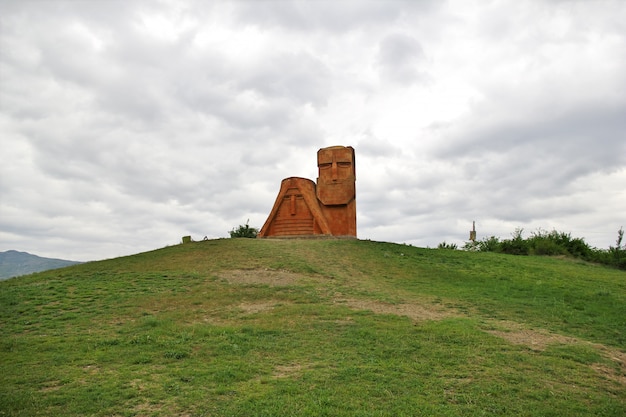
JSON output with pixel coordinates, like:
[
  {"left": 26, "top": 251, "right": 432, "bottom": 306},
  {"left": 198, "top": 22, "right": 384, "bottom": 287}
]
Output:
[
  {"left": 241, "top": 52, "right": 332, "bottom": 107},
  {"left": 376, "top": 33, "right": 428, "bottom": 84},
  {"left": 234, "top": 0, "right": 435, "bottom": 33},
  {"left": 1, "top": 0, "right": 625, "bottom": 260}
]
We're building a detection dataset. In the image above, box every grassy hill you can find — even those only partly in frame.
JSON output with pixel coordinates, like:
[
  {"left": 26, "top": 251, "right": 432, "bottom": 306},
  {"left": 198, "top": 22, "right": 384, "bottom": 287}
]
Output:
[{"left": 1, "top": 238, "right": 624, "bottom": 416}]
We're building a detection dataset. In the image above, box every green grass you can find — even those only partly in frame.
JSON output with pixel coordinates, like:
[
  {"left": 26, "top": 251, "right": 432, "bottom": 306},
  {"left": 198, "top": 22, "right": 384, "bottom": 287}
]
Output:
[{"left": 1, "top": 238, "right": 625, "bottom": 416}]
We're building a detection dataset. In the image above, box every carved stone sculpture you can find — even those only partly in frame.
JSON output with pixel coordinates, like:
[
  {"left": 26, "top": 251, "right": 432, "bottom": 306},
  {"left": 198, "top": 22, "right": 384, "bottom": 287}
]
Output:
[{"left": 258, "top": 146, "right": 356, "bottom": 238}]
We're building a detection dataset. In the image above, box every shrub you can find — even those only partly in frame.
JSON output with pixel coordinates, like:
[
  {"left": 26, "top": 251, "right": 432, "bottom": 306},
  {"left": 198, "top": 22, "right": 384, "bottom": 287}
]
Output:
[
  {"left": 464, "top": 236, "right": 501, "bottom": 252},
  {"left": 565, "top": 237, "right": 592, "bottom": 258},
  {"left": 530, "top": 238, "right": 566, "bottom": 256},
  {"left": 438, "top": 241, "right": 458, "bottom": 250},
  {"left": 479, "top": 236, "right": 501, "bottom": 252},
  {"left": 463, "top": 226, "right": 625, "bottom": 270},
  {"left": 500, "top": 228, "right": 529, "bottom": 255},
  {"left": 463, "top": 241, "right": 479, "bottom": 251},
  {"left": 228, "top": 220, "right": 259, "bottom": 238},
  {"left": 608, "top": 227, "right": 625, "bottom": 270},
  {"left": 528, "top": 229, "right": 567, "bottom": 256}
]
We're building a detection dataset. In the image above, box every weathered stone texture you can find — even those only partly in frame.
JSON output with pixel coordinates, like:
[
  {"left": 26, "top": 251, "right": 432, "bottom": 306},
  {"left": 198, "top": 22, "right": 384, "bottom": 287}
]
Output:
[{"left": 258, "top": 146, "right": 356, "bottom": 238}]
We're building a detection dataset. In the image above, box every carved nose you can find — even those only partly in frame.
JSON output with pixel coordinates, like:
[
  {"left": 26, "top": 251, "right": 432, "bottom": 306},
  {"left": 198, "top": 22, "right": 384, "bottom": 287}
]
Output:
[{"left": 331, "top": 162, "right": 338, "bottom": 181}]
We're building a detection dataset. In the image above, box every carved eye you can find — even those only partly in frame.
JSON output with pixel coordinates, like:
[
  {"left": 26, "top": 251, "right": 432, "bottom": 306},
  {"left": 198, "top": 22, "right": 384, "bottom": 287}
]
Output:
[
  {"left": 337, "top": 162, "right": 352, "bottom": 167},
  {"left": 319, "top": 163, "right": 332, "bottom": 169}
]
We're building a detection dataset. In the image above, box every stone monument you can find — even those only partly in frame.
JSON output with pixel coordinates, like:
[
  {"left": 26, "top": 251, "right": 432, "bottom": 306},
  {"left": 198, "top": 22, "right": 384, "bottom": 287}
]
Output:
[{"left": 258, "top": 145, "right": 356, "bottom": 238}]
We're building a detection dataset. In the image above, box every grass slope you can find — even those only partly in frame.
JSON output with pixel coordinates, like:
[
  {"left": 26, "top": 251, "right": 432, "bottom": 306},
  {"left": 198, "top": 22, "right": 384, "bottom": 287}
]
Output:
[{"left": 1, "top": 238, "right": 624, "bottom": 416}]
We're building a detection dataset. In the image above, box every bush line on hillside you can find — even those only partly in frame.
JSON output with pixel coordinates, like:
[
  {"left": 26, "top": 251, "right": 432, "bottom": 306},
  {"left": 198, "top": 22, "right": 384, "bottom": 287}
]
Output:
[{"left": 458, "top": 227, "right": 626, "bottom": 270}]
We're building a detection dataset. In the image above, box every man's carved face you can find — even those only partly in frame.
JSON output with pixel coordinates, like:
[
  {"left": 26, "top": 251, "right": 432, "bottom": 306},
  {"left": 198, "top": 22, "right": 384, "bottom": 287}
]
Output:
[{"left": 316, "top": 146, "right": 355, "bottom": 205}]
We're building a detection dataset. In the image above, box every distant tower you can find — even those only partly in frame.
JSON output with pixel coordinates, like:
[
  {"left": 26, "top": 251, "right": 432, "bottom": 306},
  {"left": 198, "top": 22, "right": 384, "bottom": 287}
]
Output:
[{"left": 469, "top": 221, "right": 477, "bottom": 242}]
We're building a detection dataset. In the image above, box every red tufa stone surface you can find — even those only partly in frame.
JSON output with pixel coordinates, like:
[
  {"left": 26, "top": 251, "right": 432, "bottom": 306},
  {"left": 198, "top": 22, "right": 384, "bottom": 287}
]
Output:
[{"left": 258, "top": 146, "right": 356, "bottom": 238}]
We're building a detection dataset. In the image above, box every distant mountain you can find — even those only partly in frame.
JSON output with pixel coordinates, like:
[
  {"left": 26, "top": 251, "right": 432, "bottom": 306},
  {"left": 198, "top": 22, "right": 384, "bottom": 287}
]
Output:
[{"left": 0, "top": 250, "right": 82, "bottom": 280}]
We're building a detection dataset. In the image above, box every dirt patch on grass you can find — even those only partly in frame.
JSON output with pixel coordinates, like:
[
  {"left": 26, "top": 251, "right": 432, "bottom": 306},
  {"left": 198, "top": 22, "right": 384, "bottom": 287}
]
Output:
[
  {"left": 39, "top": 380, "right": 62, "bottom": 392},
  {"left": 132, "top": 401, "right": 164, "bottom": 417},
  {"left": 335, "top": 298, "right": 460, "bottom": 321},
  {"left": 590, "top": 363, "right": 626, "bottom": 385},
  {"left": 273, "top": 364, "right": 305, "bottom": 379},
  {"left": 238, "top": 300, "right": 283, "bottom": 314},
  {"left": 484, "top": 321, "right": 581, "bottom": 350},
  {"left": 588, "top": 344, "right": 626, "bottom": 385},
  {"left": 484, "top": 320, "right": 626, "bottom": 385},
  {"left": 218, "top": 269, "right": 310, "bottom": 286},
  {"left": 332, "top": 298, "right": 626, "bottom": 385},
  {"left": 82, "top": 364, "right": 100, "bottom": 374}
]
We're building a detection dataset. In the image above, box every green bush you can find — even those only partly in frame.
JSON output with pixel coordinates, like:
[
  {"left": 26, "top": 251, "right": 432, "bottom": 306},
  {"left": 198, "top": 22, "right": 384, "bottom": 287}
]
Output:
[
  {"left": 500, "top": 228, "right": 529, "bottom": 255},
  {"left": 228, "top": 220, "right": 259, "bottom": 238},
  {"left": 479, "top": 236, "right": 502, "bottom": 252},
  {"left": 530, "top": 238, "right": 566, "bottom": 256},
  {"left": 437, "top": 241, "right": 457, "bottom": 250},
  {"left": 528, "top": 229, "right": 568, "bottom": 256},
  {"left": 464, "top": 226, "right": 625, "bottom": 270},
  {"left": 463, "top": 236, "right": 501, "bottom": 252},
  {"left": 608, "top": 227, "right": 625, "bottom": 270}
]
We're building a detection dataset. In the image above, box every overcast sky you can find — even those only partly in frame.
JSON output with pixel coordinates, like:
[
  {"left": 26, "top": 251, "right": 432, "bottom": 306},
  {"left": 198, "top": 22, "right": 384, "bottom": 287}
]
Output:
[{"left": 1, "top": 0, "right": 625, "bottom": 262}]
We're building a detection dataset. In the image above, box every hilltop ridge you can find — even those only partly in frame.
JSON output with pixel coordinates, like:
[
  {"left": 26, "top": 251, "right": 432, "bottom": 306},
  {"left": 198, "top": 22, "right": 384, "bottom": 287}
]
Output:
[{"left": 1, "top": 238, "right": 624, "bottom": 416}]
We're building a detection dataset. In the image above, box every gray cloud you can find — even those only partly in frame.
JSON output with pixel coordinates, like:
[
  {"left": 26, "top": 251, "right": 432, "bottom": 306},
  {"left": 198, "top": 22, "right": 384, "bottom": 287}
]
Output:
[
  {"left": 1, "top": 0, "right": 625, "bottom": 260},
  {"left": 241, "top": 52, "right": 332, "bottom": 107},
  {"left": 376, "top": 33, "right": 428, "bottom": 84},
  {"left": 234, "top": 0, "right": 436, "bottom": 33}
]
